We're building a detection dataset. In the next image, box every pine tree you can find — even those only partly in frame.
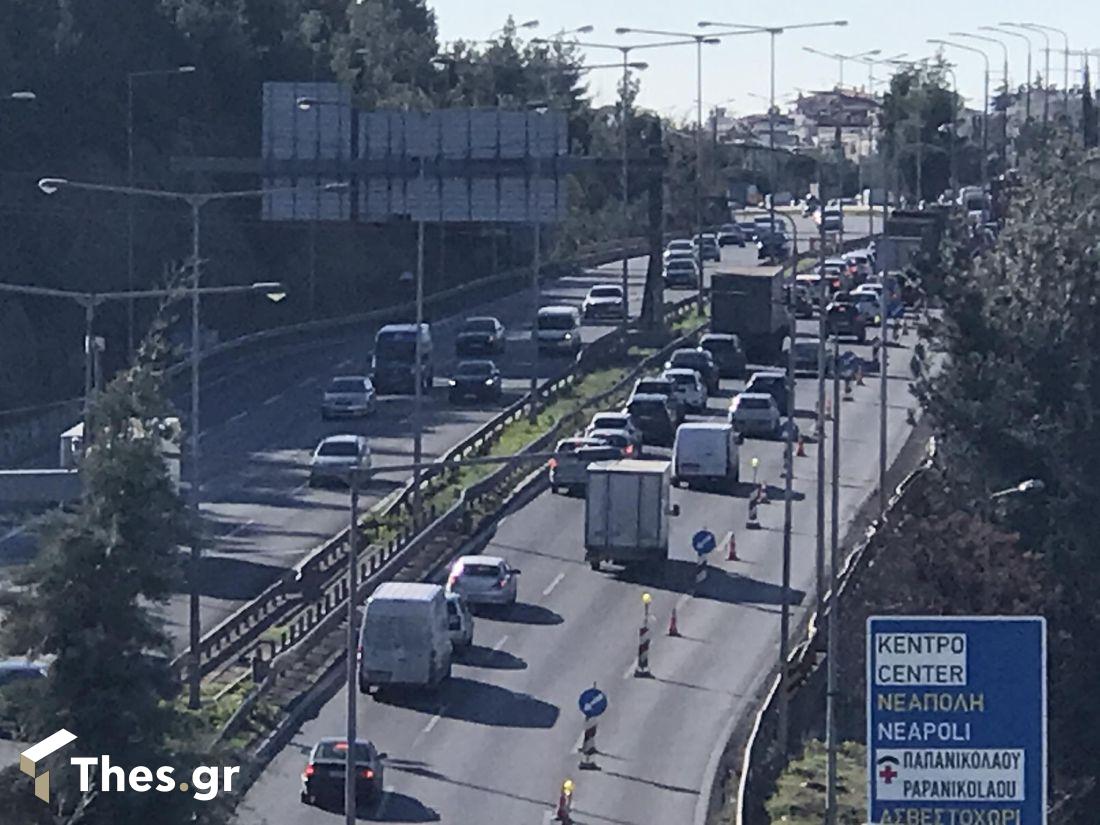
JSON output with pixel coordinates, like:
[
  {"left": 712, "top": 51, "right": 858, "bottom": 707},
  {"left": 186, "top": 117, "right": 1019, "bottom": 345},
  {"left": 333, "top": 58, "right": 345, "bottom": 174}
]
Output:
[{"left": 1083, "top": 66, "right": 1098, "bottom": 148}]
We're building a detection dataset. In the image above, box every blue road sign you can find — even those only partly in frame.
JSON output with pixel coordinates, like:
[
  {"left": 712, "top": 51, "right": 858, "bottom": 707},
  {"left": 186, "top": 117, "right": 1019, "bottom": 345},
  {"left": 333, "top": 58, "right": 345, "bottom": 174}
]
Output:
[
  {"left": 692, "top": 529, "right": 717, "bottom": 556},
  {"left": 867, "top": 616, "right": 1046, "bottom": 825},
  {"left": 578, "top": 687, "right": 608, "bottom": 718}
]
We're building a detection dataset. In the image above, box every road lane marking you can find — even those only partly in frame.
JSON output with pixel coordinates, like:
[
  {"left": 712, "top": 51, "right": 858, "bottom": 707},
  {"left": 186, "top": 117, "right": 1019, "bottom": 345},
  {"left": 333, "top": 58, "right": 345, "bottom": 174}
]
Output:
[
  {"left": 225, "top": 519, "right": 255, "bottom": 538},
  {"left": 299, "top": 376, "right": 317, "bottom": 388},
  {"left": 422, "top": 710, "right": 444, "bottom": 734},
  {"left": 262, "top": 393, "right": 283, "bottom": 406},
  {"left": 492, "top": 635, "right": 509, "bottom": 651},
  {"left": 228, "top": 411, "right": 247, "bottom": 424},
  {"left": 541, "top": 572, "right": 565, "bottom": 596}
]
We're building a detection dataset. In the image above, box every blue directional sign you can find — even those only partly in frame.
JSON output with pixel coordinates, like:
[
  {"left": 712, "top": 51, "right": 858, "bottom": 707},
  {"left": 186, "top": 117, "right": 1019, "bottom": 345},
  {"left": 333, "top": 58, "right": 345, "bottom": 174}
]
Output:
[
  {"left": 867, "top": 616, "right": 1046, "bottom": 825},
  {"left": 692, "top": 529, "right": 717, "bottom": 556},
  {"left": 578, "top": 687, "right": 608, "bottom": 719}
]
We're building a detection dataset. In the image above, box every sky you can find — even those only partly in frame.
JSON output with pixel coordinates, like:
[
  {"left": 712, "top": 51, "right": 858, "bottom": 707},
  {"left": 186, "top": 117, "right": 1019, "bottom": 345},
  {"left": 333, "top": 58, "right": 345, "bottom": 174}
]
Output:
[{"left": 428, "top": 0, "right": 1097, "bottom": 119}]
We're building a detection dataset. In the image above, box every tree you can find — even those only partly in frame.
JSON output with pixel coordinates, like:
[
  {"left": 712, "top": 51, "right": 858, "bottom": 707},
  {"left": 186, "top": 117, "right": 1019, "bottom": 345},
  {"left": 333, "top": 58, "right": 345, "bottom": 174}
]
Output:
[
  {"left": 1083, "top": 66, "right": 1098, "bottom": 149},
  {"left": 0, "top": 330, "right": 217, "bottom": 825},
  {"left": 912, "top": 135, "right": 1100, "bottom": 820},
  {"left": 880, "top": 61, "right": 960, "bottom": 200}
]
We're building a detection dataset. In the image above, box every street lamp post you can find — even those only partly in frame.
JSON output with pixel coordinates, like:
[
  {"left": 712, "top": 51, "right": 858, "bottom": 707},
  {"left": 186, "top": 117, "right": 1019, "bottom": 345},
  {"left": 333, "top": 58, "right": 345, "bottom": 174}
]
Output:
[
  {"left": 1005, "top": 24, "right": 1048, "bottom": 125},
  {"left": 38, "top": 176, "right": 343, "bottom": 709},
  {"left": 983, "top": 26, "right": 1033, "bottom": 122},
  {"left": 803, "top": 46, "right": 883, "bottom": 89},
  {"left": 1023, "top": 24, "right": 1069, "bottom": 112},
  {"left": 862, "top": 54, "right": 908, "bottom": 234},
  {"left": 929, "top": 39, "right": 990, "bottom": 187},
  {"left": 958, "top": 32, "right": 1011, "bottom": 168},
  {"left": 536, "top": 37, "right": 707, "bottom": 325},
  {"left": 126, "top": 65, "right": 196, "bottom": 359}
]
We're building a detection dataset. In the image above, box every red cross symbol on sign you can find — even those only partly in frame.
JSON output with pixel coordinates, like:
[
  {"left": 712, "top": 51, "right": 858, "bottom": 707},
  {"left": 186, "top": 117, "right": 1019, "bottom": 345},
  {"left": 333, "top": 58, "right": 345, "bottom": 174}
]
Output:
[{"left": 879, "top": 764, "right": 898, "bottom": 784}]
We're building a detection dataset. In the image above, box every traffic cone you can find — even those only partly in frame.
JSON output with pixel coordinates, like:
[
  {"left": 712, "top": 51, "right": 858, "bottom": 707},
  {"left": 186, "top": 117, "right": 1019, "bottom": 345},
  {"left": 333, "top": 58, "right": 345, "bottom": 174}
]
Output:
[
  {"left": 843, "top": 377, "right": 854, "bottom": 401},
  {"left": 555, "top": 779, "right": 575, "bottom": 823},
  {"left": 796, "top": 434, "right": 807, "bottom": 457},
  {"left": 726, "top": 533, "right": 739, "bottom": 561},
  {"left": 856, "top": 364, "right": 865, "bottom": 386},
  {"left": 668, "top": 607, "right": 681, "bottom": 637},
  {"left": 746, "top": 498, "right": 760, "bottom": 529}
]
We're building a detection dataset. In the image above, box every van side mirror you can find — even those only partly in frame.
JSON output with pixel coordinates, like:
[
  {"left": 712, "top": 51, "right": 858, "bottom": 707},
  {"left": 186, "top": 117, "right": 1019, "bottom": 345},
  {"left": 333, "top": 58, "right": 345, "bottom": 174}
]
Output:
[{"left": 670, "top": 503, "right": 681, "bottom": 517}]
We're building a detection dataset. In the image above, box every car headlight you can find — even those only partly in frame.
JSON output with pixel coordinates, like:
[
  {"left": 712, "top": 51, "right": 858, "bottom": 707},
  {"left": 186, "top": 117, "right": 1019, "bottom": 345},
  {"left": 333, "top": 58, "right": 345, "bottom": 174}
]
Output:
[
  {"left": 564, "top": 333, "right": 572, "bottom": 341},
  {"left": 448, "top": 379, "right": 456, "bottom": 386}
]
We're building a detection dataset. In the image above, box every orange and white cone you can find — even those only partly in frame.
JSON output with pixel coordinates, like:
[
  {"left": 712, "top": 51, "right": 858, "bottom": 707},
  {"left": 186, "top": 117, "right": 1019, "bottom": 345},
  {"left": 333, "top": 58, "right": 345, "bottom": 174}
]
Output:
[{"left": 726, "top": 533, "right": 739, "bottom": 561}]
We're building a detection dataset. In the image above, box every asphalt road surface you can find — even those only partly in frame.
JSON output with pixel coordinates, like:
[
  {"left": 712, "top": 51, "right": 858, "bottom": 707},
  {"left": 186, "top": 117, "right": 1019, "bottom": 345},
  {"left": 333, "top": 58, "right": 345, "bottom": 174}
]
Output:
[
  {"left": 164, "top": 242, "right": 778, "bottom": 646},
  {"left": 234, "top": 304, "right": 917, "bottom": 825}
]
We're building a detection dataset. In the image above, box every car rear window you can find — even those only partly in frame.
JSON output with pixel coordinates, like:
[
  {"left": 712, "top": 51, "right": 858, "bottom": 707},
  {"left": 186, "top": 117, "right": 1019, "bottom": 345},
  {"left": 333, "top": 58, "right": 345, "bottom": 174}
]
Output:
[
  {"left": 457, "top": 361, "right": 493, "bottom": 377},
  {"left": 538, "top": 313, "right": 576, "bottom": 331},
  {"left": 636, "top": 380, "right": 670, "bottom": 394},
  {"left": 315, "top": 741, "right": 374, "bottom": 763},
  {"left": 590, "top": 287, "right": 622, "bottom": 298},
  {"left": 463, "top": 319, "right": 496, "bottom": 333},
  {"left": 460, "top": 563, "right": 501, "bottom": 577},
  {"left": 669, "top": 373, "right": 694, "bottom": 386},
  {"left": 629, "top": 400, "right": 666, "bottom": 416},
  {"left": 667, "top": 260, "right": 694, "bottom": 269},
  {"left": 738, "top": 396, "right": 772, "bottom": 410},
  {"left": 329, "top": 379, "right": 365, "bottom": 394},
  {"left": 318, "top": 441, "right": 359, "bottom": 457},
  {"left": 702, "top": 338, "right": 734, "bottom": 353},
  {"left": 593, "top": 414, "right": 627, "bottom": 429}
]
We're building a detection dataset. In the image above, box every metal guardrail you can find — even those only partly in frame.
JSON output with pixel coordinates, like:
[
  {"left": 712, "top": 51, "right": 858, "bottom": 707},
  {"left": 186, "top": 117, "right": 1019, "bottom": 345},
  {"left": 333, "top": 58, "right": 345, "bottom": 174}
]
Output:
[{"left": 176, "top": 293, "right": 700, "bottom": 682}]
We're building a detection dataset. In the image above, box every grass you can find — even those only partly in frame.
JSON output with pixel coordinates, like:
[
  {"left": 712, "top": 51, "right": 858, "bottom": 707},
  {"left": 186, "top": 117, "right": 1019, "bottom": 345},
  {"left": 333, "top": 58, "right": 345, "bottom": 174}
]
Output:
[
  {"left": 177, "top": 680, "right": 281, "bottom": 753},
  {"left": 764, "top": 739, "right": 867, "bottom": 824}
]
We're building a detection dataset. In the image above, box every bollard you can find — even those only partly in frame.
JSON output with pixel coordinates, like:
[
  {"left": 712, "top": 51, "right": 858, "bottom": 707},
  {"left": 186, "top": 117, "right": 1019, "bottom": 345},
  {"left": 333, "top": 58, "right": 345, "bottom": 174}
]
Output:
[
  {"left": 796, "top": 434, "right": 807, "bottom": 457},
  {"left": 555, "top": 779, "right": 575, "bottom": 823},
  {"left": 843, "top": 377, "right": 854, "bottom": 401},
  {"left": 726, "top": 533, "right": 739, "bottom": 561},
  {"left": 579, "top": 718, "right": 599, "bottom": 770},
  {"left": 635, "top": 592, "right": 653, "bottom": 678},
  {"left": 746, "top": 498, "right": 760, "bottom": 530},
  {"left": 668, "top": 607, "right": 681, "bottom": 637}
]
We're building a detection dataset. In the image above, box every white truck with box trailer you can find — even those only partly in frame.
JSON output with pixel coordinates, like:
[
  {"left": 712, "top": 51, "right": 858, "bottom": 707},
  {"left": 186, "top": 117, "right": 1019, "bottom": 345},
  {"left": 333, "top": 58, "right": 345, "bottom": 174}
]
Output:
[
  {"left": 357, "top": 581, "right": 452, "bottom": 694},
  {"left": 584, "top": 459, "right": 679, "bottom": 570}
]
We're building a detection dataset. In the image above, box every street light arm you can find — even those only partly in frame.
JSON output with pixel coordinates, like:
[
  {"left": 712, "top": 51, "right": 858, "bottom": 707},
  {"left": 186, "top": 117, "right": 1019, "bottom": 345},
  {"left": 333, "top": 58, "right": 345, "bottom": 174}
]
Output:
[{"left": 39, "top": 178, "right": 348, "bottom": 204}]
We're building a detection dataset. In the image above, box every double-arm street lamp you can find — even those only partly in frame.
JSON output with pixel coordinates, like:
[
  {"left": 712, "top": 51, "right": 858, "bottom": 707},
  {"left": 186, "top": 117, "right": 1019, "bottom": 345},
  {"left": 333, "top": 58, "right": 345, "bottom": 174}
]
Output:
[
  {"left": 126, "top": 65, "right": 197, "bottom": 358},
  {"left": 1021, "top": 23, "right": 1070, "bottom": 111},
  {"left": 803, "top": 46, "right": 882, "bottom": 88},
  {"left": 0, "top": 279, "right": 285, "bottom": 443},
  {"left": 38, "top": 175, "right": 345, "bottom": 709},
  {"left": 951, "top": 33, "right": 1010, "bottom": 167},
  {"left": 929, "top": 39, "right": 990, "bottom": 186},
  {"left": 699, "top": 20, "right": 849, "bottom": 251},
  {"left": 533, "top": 36, "right": 700, "bottom": 325},
  {"left": 1002, "top": 23, "right": 1049, "bottom": 125}
]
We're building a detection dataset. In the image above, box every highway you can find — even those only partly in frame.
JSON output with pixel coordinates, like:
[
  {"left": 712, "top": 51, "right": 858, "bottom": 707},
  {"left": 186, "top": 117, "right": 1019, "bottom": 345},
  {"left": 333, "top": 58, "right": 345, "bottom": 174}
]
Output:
[{"left": 234, "top": 252, "right": 910, "bottom": 824}]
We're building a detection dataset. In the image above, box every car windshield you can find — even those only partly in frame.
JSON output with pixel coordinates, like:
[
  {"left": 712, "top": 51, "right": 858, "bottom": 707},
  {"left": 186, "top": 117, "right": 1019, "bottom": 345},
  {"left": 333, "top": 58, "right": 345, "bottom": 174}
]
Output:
[
  {"left": 329, "top": 379, "right": 365, "bottom": 394},
  {"left": 457, "top": 361, "right": 493, "bottom": 377},
  {"left": 738, "top": 396, "right": 772, "bottom": 410},
  {"left": 590, "top": 287, "right": 621, "bottom": 298},
  {"left": 315, "top": 741, "right": 374, "bottom": 763},
  {"left": 538, "top": 313, "right": 575, "bottom": 331},
  {"left": 463, "top": 319, "right": 496, "bottom": 333},
  {"left": 318, "top": 441, "right": 359, "bottom": 457},
  {"left": 460, "top": 563, "right": 501, "bottom": 578},
  {"left": 375, "top": 332, "right": 417, "bottom": 360}
]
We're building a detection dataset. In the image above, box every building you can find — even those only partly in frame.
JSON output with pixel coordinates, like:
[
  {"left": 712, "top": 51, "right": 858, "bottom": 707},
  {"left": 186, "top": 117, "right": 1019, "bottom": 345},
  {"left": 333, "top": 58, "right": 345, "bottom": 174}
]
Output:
[{"left": 793, "top": 89, "right": 882, "bottom": 160}]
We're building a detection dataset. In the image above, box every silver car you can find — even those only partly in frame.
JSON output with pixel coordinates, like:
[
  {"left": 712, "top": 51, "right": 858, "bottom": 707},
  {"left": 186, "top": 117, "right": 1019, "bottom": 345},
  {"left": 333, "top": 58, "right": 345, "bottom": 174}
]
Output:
[
  {"left": 728, "top": 392, "right": 781, "bottom": 438},
  {"left": 662, "top": 368, "right": 708, "bottom": 413},
  {"left": 549, "top": 438, "right": 622, "bottom": 494},
  {"left": 585, "top": 412, "right": 644, "bottom": 455},
  {"left": 309, "top": 434, "right": 370, "bottom": 486},
  {"left": 321, "top": 375, "right": 376, "bottom": 419},
  {"left": 446, "top": 555, "right": 520, "bottom": 607}
]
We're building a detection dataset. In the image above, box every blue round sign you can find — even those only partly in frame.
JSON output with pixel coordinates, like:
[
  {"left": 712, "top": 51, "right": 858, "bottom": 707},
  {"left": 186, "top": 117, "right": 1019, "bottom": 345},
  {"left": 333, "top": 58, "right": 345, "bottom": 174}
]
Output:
[
  {"left": 578, "top": 687, "right": 608, "bottom": 718},
  {"left": 692, "top": 529, "right": 717, "bottom": 556}
]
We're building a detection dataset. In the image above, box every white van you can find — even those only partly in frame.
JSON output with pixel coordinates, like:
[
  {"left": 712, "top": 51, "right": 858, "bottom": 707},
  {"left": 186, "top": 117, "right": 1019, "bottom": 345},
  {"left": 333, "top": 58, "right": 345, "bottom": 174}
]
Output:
[
  {"left": 672, "top": 422, "right": 741, "bottom": 490},
  {"left": 536, "top": 306, "right": 583, "bottom": 356},
  {"left": 358, "top": 582, "right": 452, "bottom": 694}
]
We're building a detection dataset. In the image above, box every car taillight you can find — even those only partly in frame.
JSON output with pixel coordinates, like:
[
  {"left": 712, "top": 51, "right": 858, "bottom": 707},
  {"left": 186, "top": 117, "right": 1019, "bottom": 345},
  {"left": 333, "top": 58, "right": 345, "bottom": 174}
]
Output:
[
  {"left": 304, "top": 764, "right": 315, "bottom": 778},
  {"left": 360, "top": 768, "right": 374, "bottom": 780},
  {"left": 496, "top": 576, "right": 508, "bottom": 588},
  {"left": 548, "top": 458, "right": 558, "bottom": 469},
  {"left": 447, "top": 575, "right": 459, "bottom": 588},
  {"left": 623, "top": 444, "right": 634, "bottom": 456}
]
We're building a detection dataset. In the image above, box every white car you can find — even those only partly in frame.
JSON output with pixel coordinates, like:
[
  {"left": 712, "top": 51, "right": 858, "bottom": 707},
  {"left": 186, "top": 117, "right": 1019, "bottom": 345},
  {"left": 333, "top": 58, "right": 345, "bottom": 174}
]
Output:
[
  {"left": 309, "top": 434, "right": 370, "bottom": 486},
  {"left": 585, "top": 428, "right": 638, "bottom": 458},
  {"left": 446, "top": 555, "right": 520, "bottom": 607},
  {"left": 663, "top": 239, "right": 694, "bottom": 264},
  {"left": 728, "top": 392, "right": 781, "bottom": 438},
  {"left": 661, "top": 368, "right": 708, "bottom": 413},
  {"left": 321, "top": 375, "right": 376, "bottom": 419},
  {"left": 585, "top": 412, "right": 644, "bottom": 455},
  {"left": 848, "top": 292, "right": 881, "bottom": 325},
  {"left": 445, "top": 592, "right": 474, "bottom": 650},
  {"left": 582, "top": 285, "right": 625, "bottom": 321}
]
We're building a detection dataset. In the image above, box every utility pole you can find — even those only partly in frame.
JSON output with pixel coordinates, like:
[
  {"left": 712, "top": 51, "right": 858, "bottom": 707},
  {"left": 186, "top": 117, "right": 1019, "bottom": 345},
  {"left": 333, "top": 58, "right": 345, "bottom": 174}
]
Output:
[
  {"left": 344, "top": 461, "right": 360, "bottom": 825},
  {"left": 825, "top": 333, "right": 841, "bottom": 824},
  {"left": 815, "top": 153, "right": 827, "bottom": 624},
  {"left": 412, "top": 158, "right": 425, "bottom": 523}
]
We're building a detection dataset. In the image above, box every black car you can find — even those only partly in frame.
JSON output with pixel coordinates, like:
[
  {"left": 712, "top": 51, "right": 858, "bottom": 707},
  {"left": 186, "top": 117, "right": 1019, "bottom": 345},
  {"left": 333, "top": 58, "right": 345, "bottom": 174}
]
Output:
[
  {"left": 456, "top": 316, "right": 505, "bottom": 356},
  {"left": 826, "top": 301, "right": 868, "bottom": 343},
  {"left": 699, "top": 333, "right": 747, "bottom": 379},
  {"left": 738, "top": 220, "right": 758, "bottom": 240},
  {"left": 665, "top": 348, "right": 720, "bottom": 394},
  {"left": 756, "top": 231, "right": 790, "bottom": 261},
  {"left": 449, "top": 360, "right": 503, "bottom": 403},
  {"left": 744, "top": 371, "right": 789, "bottom": 417},
  {"left": 301, "top": 738, "right": 386, "bottom": 808},
  {"left": 626, "top": 393, "right": 678, "bottom": 447}
]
